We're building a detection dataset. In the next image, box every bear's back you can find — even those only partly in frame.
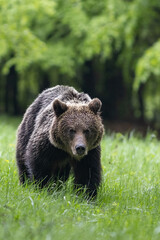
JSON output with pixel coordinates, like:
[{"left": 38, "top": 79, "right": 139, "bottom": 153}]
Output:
[
  {"left": 37, "top": 85, "right": 76, "bottom": 108},
  {"left": 39, "top": 85, "right": 91, "bottom": 107}
]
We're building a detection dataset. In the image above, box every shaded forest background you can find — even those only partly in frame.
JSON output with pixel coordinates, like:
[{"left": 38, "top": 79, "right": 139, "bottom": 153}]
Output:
[{"left": 1, "top": 0, "right": 160, "bottom": 130}]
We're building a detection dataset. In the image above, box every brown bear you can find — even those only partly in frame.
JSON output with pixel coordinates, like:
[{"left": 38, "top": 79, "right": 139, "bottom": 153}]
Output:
[{"left": 16, "top": 85, "right": 104, "bottom": 197}]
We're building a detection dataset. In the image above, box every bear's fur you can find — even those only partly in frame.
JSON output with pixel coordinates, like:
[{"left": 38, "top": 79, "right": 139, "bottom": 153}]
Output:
[{"left": 16, "top": 85, "right": 104, "bottom": 197}]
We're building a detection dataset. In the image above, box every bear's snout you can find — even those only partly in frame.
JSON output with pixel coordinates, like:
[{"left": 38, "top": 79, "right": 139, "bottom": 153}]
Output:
[
  {"left": 75, "top": 144, "right": 86, "bottom": 156},
  {"left": 70, "top": 132, "right": 87, "bottom": 159}
]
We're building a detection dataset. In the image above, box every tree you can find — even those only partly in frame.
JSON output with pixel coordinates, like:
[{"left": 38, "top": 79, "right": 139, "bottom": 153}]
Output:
[{"left": 0, "top": 0, "right": 160, "bottom": 128}]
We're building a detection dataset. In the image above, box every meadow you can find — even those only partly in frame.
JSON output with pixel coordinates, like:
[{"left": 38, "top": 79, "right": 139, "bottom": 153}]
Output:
[{"left": 0, "top": 115, "right": 160, "bottom": 240}]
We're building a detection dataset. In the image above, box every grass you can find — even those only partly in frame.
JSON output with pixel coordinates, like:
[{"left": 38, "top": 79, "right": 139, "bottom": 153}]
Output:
[{"left": 0, "top": 115, "right": 160, "bottom": 240}]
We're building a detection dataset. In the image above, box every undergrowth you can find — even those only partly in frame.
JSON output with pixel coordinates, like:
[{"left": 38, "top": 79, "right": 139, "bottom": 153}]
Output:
[{"left": 0, "top": 116, "right": 160, "bottom": 240}]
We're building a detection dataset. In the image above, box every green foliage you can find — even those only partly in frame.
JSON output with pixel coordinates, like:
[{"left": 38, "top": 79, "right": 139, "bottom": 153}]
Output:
[
  {"left": 1, "top": 0, "right": 160, "bottom": 123},
  {"left": 0, "top": 0, "right": 126, "bottom": 75},
  {"left": 0, "top": 0, "right": 56, "bottom": 73},
  {"left": 135, "top": 40, "right": 160, "bottom": 88},
  {"left": 116, "top": 0, "right": 160, "bottom": 124},
  {"left": 133, "top": 38, "right": 160, "bottom": 123},
  {"left": 134, "top": 39, "right": 160, "bottom": 124},
  {"left": 1, "top": 116, "right": 160, "bottom": 239}
]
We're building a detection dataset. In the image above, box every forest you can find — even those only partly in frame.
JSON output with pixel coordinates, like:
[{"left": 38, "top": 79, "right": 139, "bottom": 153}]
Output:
[
  {"left": 1, "top": 2, "right": 160, "bottom": 239},
  {"left": 1, "top": 0, "right": 160, "bottom": 129}
]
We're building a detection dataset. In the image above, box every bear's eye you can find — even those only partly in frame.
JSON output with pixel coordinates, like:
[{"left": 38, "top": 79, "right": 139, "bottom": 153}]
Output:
[
  {"left": 69, "top": 129, "right": 76, "bottom": 135},
  {"left": 84, "top": 129, "right": 90, "bottom": 135}
]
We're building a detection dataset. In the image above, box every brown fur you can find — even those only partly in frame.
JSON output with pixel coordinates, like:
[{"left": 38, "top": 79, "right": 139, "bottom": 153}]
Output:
[{"left": 16, "top": 85, "right": 104, "bottom": 198}]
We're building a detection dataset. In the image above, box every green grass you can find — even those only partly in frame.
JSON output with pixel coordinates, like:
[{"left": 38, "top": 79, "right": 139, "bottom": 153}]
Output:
[{"left": 0, "top": 115, "right": 160, "bottom": 240}]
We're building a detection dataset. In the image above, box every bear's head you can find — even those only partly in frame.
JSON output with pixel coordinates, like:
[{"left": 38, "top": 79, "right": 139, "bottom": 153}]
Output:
[{"left": 50, "top": 98, "right": 104, "bottom": 160}]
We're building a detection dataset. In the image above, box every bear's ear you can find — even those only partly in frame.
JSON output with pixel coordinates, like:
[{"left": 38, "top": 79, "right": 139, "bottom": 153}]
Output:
[
  {"left": 88, "top": 98, "right": 102, "bottom": 114},
  {"left": 53, "top": 99, "right": 68, "bottom": 117}
]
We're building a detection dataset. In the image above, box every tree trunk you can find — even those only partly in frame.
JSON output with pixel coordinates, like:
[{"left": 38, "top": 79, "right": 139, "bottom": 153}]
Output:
[
  {"left": 4, "top": 66, "right": 19, "bottom": 115},
  {"left": 39, "top": 71, "right": 50, "bottom": 92},
  {"left": 82, "top": 60, "right": 96, "bottom": 98},
  {"left": 4, "top": 76, "right": 9, "bottom": 113},
  {"left": 138, "top": 84, "right": 145, "bottom": 122}
]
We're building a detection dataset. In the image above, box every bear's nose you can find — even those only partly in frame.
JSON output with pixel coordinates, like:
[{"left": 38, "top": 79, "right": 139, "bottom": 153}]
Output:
[{"left": 75, "top": 144, "right": 86, "bottom": 156}]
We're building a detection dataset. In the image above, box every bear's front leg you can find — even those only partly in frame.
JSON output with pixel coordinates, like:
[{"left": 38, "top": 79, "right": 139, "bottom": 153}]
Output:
[
  {"left": 26, "top": 153, "right": 52, "bottom": 187},
  {"left": 25, "top": 137, "right": 54, "bottom": 187},
  {"left": 73, "top": 145, "right": 102, "bottom": 198}
]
